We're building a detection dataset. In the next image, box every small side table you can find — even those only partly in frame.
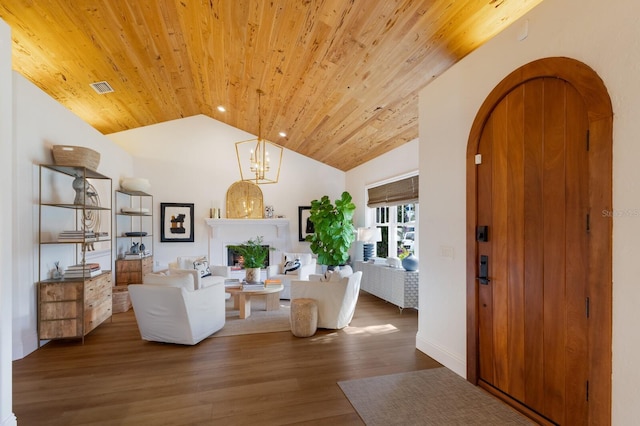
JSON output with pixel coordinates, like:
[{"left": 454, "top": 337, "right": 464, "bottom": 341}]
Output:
[{"left": 290, "top": 298, "right": 318, "bottom": 337}]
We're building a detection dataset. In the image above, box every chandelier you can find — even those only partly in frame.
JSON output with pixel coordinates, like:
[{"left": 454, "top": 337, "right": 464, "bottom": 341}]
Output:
[{"left": 235, "top": 89, "right": 283, "bottom": 184}]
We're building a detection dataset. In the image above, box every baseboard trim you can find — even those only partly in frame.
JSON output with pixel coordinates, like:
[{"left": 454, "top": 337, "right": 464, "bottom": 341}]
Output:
[
  {"left": 415, "top": 332, "right": 466, "bottom": 378},
  {"left": 1, "top": 413, "right": 17, "bottom": 426}
]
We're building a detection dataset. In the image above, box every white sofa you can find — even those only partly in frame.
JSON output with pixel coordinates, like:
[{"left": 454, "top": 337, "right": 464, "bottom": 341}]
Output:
[
  {"left": 168, "top": 255, "right": 230, "bottom": 289},
  {"left": 128, "top": 271, "right": 226, "bottom": 345},
  {"left": 291, "top": 269, "right": 363, "bottom": 329},
  {"left": 266, "top": 252, "right": 317, "bottom": 299}
]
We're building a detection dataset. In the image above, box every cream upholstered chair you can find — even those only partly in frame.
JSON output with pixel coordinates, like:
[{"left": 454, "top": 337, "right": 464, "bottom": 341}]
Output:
[
  {"left": 168, "top": 254, "right": 230, "bottom": 289},
  {"left": 290, "top": 269, "right": 362, "bottom": 329},
  {"left": 266, "top": 252, "right": 317, "bottom": 299},
  {"left": 128, "top": 270, "right": 225, "bottom": 345}
]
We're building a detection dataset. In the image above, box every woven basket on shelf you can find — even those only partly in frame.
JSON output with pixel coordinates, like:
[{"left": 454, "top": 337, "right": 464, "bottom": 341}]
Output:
[
  {"left": 112, "top": 287, "right": 132, "bottom": 313},
  {"left": 51, "top": 145, "right": 101, "bottom": 170}
]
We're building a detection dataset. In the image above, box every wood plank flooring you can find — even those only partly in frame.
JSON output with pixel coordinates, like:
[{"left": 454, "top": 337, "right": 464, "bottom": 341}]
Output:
[{"left": 13, "top": 292, "right": 441, "bottom": 425}]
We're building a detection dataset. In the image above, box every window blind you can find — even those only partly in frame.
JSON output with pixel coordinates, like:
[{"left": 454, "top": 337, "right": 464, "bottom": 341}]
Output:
[{"left": 367, "top": 175, "right": 419, "bottom": 207}]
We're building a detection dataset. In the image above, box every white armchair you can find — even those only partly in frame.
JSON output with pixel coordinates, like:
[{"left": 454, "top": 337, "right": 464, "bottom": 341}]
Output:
[
  {"left": 291, "top": 270, "right": 362, "bottom": 329},
  {"left": 267, "top": 252, "right": 317, "bottom": 299},
  {"left": 168, "top": 254, "right": 230, "bottom": 289},
  {"left": 128, "top": 271, "right": 226, "bottom": 345}
]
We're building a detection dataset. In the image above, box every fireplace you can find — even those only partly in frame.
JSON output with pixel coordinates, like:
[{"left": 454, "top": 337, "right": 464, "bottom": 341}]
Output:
[
  {"left": 205, "top": 218, "right": 290, "bottom": 271},
  {"left": 227, "top": 246, "right": 270, "bottom": 269}
]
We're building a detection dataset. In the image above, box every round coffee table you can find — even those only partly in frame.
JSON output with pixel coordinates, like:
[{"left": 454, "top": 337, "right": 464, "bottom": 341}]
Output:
[{"left": 225, "top": 284, "right": 284, "bottom": 319}]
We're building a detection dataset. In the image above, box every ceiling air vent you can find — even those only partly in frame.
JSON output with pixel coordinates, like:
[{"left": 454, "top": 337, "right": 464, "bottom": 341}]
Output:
[{"left": 89, "top": 81, "right": 114, "bottom": 94}]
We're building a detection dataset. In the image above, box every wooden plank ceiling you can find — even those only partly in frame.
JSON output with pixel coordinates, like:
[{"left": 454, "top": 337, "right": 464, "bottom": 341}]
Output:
[{"left": 0, "top": 0, "right": 542, "bottom": 171}]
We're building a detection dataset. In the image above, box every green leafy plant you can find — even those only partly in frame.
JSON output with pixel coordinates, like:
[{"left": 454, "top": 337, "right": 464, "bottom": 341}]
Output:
[
  {"left": 305, "top": 191, "right": 356, "bottom": 267},
  {"left": 227, "top": 236, "right": 273, "bottom": 268}
]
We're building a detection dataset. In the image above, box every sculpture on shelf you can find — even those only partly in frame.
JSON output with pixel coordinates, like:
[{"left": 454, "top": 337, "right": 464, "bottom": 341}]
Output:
[
  {"left": 72, "top": 175, "right": 101, "bottom": 251},
  {"left": 72, "top": 176, "right": 91, "bottom": 205}
]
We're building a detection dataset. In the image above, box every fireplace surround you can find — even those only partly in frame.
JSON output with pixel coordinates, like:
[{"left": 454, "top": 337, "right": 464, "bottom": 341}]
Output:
[{"left": 205, "top": 218, "right": 290, "bottom": 269}]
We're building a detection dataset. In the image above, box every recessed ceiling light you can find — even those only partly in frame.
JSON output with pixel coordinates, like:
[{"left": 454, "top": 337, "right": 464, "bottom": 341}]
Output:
[
  {"left": 217, "top": 105, "right": 226, "bottom": 112},
  {"left": 279, "top": 131, "right": 287, "bottom": 137}
]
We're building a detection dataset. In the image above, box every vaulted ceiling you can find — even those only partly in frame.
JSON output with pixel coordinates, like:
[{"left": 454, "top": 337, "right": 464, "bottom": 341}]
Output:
[{"left": 0, "top": 0, "right": 542, "bottom": 171}]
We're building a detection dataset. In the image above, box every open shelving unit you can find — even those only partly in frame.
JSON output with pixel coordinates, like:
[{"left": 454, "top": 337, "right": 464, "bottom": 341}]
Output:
[
  {"left": 37, "top": 164, "right": 113, "bottom": 345},
  {"left": 114, "top": 189, "right": 154, "bottom": 285}
]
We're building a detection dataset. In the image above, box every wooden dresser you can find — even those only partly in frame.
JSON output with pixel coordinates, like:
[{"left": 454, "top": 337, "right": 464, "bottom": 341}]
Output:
[
  {"left": 38, "top": 271, "right": 112, "bottom": 343},
  {"left": 115, "top": 256, "right": 153, "bottom": 285}
]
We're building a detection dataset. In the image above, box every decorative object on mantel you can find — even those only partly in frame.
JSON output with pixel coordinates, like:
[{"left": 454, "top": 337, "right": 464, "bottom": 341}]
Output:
[
  {"left": 265, "top": 205, "right": 274, "bottom": 218},
  {"left": 227, "top": 236, "right": 275, "bottom": 283},
  {"left": 306, "top": 192, "right": 356, "bottom": 268},
  {"left": 235, "top": 89, "right": 284, "bottom": 185},
  {"left": 226, "top": 181, "right": 264, "bottom": 219},
  {"left": 401, "top": 253, "right": 419, "bottom": 271},
  {"left": 51, "top": 145, "right": 100, "bottom": 170},
  {"left": 357, "top": 227, "right": 382, "bottom": 261}
]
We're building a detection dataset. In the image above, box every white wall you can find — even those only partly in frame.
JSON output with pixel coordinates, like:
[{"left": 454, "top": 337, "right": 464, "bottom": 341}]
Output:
[
  {"left": 12, "top": 73, "right": 134, "bottom": 360},
  {"left": 0, "top": 17, "right": 16, "bottom": 426},
  {"left": 417, "top": 0, "right": 639, "bottom": 423},
  {"left": 345, "top": 138, "right": 419, "bottom": 260},
  {"left": 107, "top": 115, "right": 345, "bottom": 269}
]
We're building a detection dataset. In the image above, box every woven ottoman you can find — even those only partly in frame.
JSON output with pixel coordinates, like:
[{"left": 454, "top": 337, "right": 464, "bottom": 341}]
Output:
[
  {"left": 112, "top": 286, "right": 132, "bottom": 313},
  {"left": 290, "top": 298, "right": 318, "bottom": 337}
]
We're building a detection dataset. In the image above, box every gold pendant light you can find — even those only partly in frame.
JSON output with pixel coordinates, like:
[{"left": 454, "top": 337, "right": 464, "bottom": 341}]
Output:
[{"left": 235, "top": 89, "right": 283, "bottom": 184}]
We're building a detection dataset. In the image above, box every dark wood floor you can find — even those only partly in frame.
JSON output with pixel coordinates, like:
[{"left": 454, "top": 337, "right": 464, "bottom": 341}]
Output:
[{"left": 13, "top": 292, "right": 441, "bottom": 425}]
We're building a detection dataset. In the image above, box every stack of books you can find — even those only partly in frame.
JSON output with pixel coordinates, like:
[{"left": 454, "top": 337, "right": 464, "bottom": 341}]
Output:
[
  {"left": 64, "top": 263, "right": 101, "bottom": 279},
  {"left": 123, "top": 250, "right": 152, "bottom": 260},
  {"left": 242, "top": 282, "right": 265, "bottom": 290},
  {"left": 58, "top": 230, "right": 96, "bottom": 243}
]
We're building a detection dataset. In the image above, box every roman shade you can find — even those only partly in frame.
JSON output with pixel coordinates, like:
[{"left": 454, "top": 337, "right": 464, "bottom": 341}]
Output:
[{"left": 367, "top": 175, "right": 419, "bottom": 207}]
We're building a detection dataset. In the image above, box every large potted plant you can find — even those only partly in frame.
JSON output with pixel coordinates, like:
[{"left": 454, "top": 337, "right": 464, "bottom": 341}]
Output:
[
  {"left": 227, "top": 236, "right": 272, "bottom": 283},
  {"left": 305, "top": 191, "right": 356, "bottom": 269}
]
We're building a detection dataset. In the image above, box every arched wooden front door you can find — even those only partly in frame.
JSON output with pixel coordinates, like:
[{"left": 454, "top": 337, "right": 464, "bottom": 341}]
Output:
[{"left": 466, "top": 57, "right": 612, "bottom": 425}]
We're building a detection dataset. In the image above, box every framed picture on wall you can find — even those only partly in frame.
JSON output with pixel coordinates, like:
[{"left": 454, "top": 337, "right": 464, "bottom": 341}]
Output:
[
  {"left": 298, "top": 206, "right": 313, "bottom": 241},
  {"left": 160, "top": 203, "right": 195, "bottom": 242}
]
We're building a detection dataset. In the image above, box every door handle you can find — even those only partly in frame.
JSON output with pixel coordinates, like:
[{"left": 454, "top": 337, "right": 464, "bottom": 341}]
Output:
[{"left": 477, "top": 255, "right": 490, "bottom": 285}]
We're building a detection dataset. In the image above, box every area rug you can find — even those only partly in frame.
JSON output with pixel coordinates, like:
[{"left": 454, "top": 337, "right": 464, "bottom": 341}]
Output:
[
  {"left": 338, "top": 367, "right": 535, "bottom": 425},
  {"left": 210, "top": 297, "right": 291, "bottom": 338}
]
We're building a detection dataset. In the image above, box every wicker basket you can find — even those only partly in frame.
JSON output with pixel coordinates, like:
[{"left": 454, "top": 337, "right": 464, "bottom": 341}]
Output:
[
  {"left": 112, "top": 287, "right": 132, "bottom": 313},
  {"left": 51, "top": 145, "right": 101, "bottom": 170}
]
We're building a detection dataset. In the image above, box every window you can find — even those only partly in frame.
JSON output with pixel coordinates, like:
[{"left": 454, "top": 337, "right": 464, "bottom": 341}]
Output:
[
  {"left": 374, "top": 203, "right": 417, "bottom": 258},
  {"left": 366, "top": 174, "right": 418, "bottom": 259}
]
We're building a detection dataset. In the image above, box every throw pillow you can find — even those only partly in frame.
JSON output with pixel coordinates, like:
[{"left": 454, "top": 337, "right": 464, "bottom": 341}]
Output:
[
  {"left": 177, "top": 255, "right": 206, "bottom": 270},
  {"left": 283, "top": 258, "right": 301, "bottom": 274},
  {"left": 193, "top": 257, "right": 211, "bottom": 278}
]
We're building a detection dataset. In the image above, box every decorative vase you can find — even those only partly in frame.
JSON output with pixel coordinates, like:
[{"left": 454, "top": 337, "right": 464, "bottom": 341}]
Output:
[
  {"left": 245, "top": 267, "right": 261, "bottom": 283},
  {"left": 402, "top": 254, "right": 418, "bottom": 271}
]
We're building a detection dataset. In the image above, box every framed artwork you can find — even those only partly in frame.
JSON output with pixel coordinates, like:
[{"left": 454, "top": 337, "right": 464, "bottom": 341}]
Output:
[
  {"left": 160, "top": 203, "right": 195, "bottom": 242},
  {"left": 298, "top": 206, "right": 313, "bottom": 241}
]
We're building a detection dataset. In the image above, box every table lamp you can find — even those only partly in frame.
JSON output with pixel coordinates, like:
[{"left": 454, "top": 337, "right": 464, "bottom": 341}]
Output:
[{"left": 357, "top": 227, "right": 382, "bottom": 261}]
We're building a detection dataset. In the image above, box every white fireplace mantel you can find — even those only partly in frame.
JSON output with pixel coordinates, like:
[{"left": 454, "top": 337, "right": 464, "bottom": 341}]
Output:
[{"left": 205, "top": 218, "right": 290, "bottom": 237}]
